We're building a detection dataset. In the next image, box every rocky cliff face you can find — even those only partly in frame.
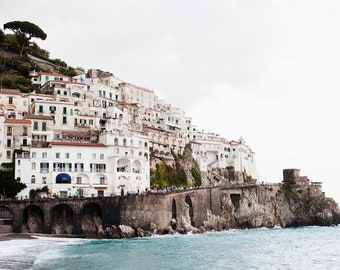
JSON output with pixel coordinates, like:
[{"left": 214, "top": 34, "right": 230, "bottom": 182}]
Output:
[
  {"left": 97, "top": 181, "right": 340, "bottom": 239},
  {"left": 201, "top": 176, "right": 340, "bottom": 232}
]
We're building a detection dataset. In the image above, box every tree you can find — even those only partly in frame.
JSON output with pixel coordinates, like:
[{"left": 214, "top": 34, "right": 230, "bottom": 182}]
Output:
[
  {"left": 0, "top": 29, "right": 5, "bottom": 43},
  {"left": 0, "top": 163, "right": 26, "bottom": 198},
  {"left": 4, "top": 21, "right": 47, "bottom": 58}
]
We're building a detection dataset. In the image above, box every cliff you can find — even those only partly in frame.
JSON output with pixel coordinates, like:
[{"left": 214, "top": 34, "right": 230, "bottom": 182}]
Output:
[
  {"left": 202, "top": 169, "right": 340, "bottom": 232},
  {"left": 97, "top": 170, "right": 340, "bottom": 239}
]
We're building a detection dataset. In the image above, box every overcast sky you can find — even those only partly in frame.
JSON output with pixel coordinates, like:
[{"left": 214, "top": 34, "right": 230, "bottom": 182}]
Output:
[{"left": 2, "top": 0, "right": 340, "bottom": 203}]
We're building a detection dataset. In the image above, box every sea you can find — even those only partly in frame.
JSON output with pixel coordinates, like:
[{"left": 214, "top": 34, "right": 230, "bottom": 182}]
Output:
[{"left": 0, "top": 226, "right": 339, "bottom": 270}]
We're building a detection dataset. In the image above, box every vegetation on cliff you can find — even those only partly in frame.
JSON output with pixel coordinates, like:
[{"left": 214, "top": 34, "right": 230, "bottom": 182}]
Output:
[
  {"left": 0, "top": 20, "right": 80, "bottom": 93},
  {"left": 4, "top": 21, "right": 47, "bottom": 58},
  {"left": 150, "top": 144, "right": 203, "bottom": 189}
]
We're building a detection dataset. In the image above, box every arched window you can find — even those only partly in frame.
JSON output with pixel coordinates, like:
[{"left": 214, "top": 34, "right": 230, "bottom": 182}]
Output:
[
  {"left": 31, "top": 175, "right": 36, "bottom": 183},
  {"left": 114, "top": 138, "right": 118, "bottom": 146},
  {"left": 32, "top": 162, "right": 36, "bottom": 170}
]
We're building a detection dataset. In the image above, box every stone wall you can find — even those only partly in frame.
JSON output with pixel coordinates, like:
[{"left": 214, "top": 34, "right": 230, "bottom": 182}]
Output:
[{"left": 0, "top": 183, "right": 339, "bottom": 236}]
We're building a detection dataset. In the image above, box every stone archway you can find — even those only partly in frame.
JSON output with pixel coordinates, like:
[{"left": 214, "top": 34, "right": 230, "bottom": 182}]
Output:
[
  {"left": 51, "top": 204, "right": 74, "bottom": 234},
  {"left": 172, "top": 198, "right": 177, "bottom": 220},
  {"left": 185, "top": 195, "right": 194, "bottom": 226},
  {"left": 0, "top": 205, "right": 13, "bottom": 233},
  {"left": 81, "top": 203, "right": 102, "bottom": 234},
  {"left": 22, "top": 205, "right": 44, "bottom": 233}
]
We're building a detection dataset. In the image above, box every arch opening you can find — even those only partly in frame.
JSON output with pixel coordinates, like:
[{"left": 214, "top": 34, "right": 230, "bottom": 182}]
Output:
[
  {"left": 0, "top": 206, "right": 13, "bottom": 233},
  {"left": 22, "top": 205, "right": 44, "bottom": 233},
  {"left": 51, "top": 204, "right": 74, "bottom": 234},
  {"left": 185, "top": 195, "right": 194, "bottom": 226},
  {"left": 81, "top": 203, "right": 103, "bottom": 234}
]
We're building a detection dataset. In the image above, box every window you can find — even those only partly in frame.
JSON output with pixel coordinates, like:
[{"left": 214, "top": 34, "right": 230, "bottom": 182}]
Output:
[
  {"left": 42, "top": 122, "right": 47, "bottom": 131},
  {"left": 53, "top": 163, "right": 62, "bottom": 171},
  {"left": 92, "top": 153, "right": 96, "bottom": 159},
  {"left": 100, "top": 154, "right": 104, "bottom": 160},
  {"left": 65, "top": 153, "right": 70, "bottom": 159},
  {"left": 42, "top": 177, "right": 47, "bottom": 184},
  {"left": 76, "top": 177, "right": 82, "bottom": 184},
  {"left": 100, "top": 177, "right": 105, "bottom": 184},
  {"left": 63, "top": 107, "right": 67, "bottom": 114},
  {"left": 6, "top": 151, "right": 11, "bottom": 159},
  {"left": 31, "top": 175, "right": 35, "bottom": 183},
  {"left": 22, "top": 139, "right": 28, "bottom": 146},
  {"left": 56, "top": 153, "right": 60, "bottom": 158},
  {"left": 40, "top": 162, "right": 49, "bottom": 173},
  {"left": 75, "top": 163, "right": 84, "bottom": 172},
  {"left": 8, "top": 97, "right": 13, "bottom": 104},
  {"left": 42, "top": 152, "right": 47, "bottom": 158},
  {"left": 33, "top": 122, "right": 38, "bottom": 130},
  {"left": 77, "top": 153, "right": 82, "bottom": 159},
  {"left": 32, "top": 162, "right": 36, "bottom": 170},
  {"left": 17, "top": 160, "right": 20, "bottom": 165},
  {"left": 31, "top": 152, "right": 36, "bottom": 158},
  {"left": 23, "top": 126, "right": 28, "bottom": 136},
  {"left": 38, "top": 105, "right": 43, "bottom": 113},
  {"left": 6, "top": 139, "right": 11, "bottom": 147},
  {"left": 49, "top": 106, "right": 56, "bottom": 113},
  {"left": 62, "top": 116, "right": 67, "bottom": 124},
  {"left": 89, "top": 120, "right": 93, "bottom": 125},
  {"left": 6, "top": 126, "right": 12, "bottom": 135}
]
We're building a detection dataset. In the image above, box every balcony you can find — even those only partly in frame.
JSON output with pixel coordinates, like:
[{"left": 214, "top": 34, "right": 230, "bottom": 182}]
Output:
[{"left": 15, "top": 152, "right": 30, "bottom": 159}]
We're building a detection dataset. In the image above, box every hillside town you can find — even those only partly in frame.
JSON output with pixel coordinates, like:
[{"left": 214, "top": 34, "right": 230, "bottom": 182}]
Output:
[{"left": 0, "top": 69, "right": 258, "bottom": 199}]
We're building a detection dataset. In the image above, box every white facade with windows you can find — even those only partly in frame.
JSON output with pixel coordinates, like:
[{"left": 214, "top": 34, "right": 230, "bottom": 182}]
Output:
[
  {"left": 15, "top": 133, "right": 150, "bottom": 198},
  {"left": 191, "top": 136, "right": 258, "bottom": 181}
]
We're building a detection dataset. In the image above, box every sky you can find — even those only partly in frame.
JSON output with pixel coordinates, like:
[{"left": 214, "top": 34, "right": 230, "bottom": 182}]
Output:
[{"left": 1, "top": 0, "right": 340, "bottom": 203}]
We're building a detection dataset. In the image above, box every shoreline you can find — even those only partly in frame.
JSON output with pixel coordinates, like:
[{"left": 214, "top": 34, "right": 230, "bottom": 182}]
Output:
[{"left": 0, "top": 233, "right": 37, "bottom": 241}]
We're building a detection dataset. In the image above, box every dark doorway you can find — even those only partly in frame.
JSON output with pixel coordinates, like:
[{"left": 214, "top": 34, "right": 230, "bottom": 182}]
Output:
[
  {"left": 81, "top": 203, "right": 102, "bottom": 234},
  {"left": 172, "top": 198, "right": 177, "bottom": 220},
  {"left": 22, "top": 205, "right": 44, "bottom": 233},
  {"left": 51, "top": 204, "right": 73, "bottom": 234},
  {"left": 185, "top": 195, "right": 194, "bottom": 226}
]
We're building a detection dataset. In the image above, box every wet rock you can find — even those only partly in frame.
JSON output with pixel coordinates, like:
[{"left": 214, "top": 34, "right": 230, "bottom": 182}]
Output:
[{"left": 118, "top": 225, "right": 136, "bottom": 238}]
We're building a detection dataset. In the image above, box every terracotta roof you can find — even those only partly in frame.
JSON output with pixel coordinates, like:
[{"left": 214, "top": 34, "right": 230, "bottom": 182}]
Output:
[
  {"left": 25, "top": 115, "right": 53, "bottom": 120},
  {"left": 0, "top": 89, "right": 21, "bottom": 95},
  {"left": 118, "top": 102, "right": 139, "bottom": 108},
  {"left": 50, "top": 142, "right": 106, "bottom": 147},
  {"left": 62, "top": 133, "right": 91, "bottom": 138},
  {"left": 47, "top": 80, "right": 87, "bottom": 86},
  {"left": 4, "top": 119, "right": 31, "bottom": 124},
  {"left": 39, "top": 71, "right": 70, "bottom": 78}
]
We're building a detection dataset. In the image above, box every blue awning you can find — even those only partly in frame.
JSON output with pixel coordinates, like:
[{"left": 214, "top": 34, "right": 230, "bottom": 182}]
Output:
[{"left": 56, "top": 173, "right": 71, "bottom": 184}]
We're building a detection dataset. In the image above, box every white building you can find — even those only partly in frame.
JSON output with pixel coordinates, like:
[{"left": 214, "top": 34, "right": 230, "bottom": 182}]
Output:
[
  {"left": 191, "top": 134, "right": 258, "bottom": 182},
  {"left": 15, "top": 133, "right": 150, "bottom": 198}
]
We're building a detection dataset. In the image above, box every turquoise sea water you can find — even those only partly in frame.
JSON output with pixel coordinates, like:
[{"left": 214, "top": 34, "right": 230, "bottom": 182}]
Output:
[{"left": 0, "top": 226, "right": 339, "bottom": 270}]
